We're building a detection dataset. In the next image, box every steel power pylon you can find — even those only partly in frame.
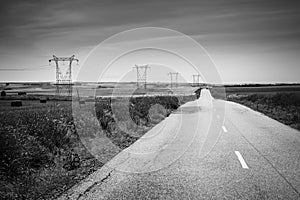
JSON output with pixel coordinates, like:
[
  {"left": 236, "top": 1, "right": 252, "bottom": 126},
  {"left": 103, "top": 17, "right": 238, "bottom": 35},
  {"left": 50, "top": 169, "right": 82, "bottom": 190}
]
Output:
[
  {"left": 192, "top": 74, "right": 201, "bottom": 87},
  {"left": 134, "top": 64, "right": 150, "bottom": 89},
  {"left": 49, "top": 55, "right": 79, "bottom": 98},
  {"left": 168, "top": 72, "right": 179, "bottom": 89}
]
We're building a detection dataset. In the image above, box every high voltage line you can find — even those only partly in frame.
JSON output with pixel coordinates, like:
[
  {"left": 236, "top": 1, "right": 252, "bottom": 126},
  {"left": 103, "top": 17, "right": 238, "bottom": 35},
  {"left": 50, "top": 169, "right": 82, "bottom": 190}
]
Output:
[{"left": 0, "top": 65, "right": 53, "bottom": 71}]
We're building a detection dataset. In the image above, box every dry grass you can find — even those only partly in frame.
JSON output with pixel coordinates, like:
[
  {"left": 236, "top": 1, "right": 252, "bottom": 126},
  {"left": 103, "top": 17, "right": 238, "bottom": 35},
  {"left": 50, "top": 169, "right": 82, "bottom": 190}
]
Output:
[
  {"left": 228, "top": 92, "right": 300, "bottom": 131},
  {"left": 0, "top": 94, "right": 196, "bottom": 199}
]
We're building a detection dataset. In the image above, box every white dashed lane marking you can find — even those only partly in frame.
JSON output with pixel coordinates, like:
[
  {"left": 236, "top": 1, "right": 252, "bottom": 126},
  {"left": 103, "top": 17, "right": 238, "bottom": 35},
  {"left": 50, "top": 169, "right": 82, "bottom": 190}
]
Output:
[
  {"left": 235, "top": 151, "right": 249, "bottom": 169},
  {"left": 222, "top": 125, "right": 228, "bottom": 133}
]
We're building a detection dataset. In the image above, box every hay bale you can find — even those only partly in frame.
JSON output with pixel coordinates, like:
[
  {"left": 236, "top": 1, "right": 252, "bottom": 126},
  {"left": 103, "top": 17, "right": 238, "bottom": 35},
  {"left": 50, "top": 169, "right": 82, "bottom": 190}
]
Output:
[
  {"left": 11, "top": 101, "right": 22, "bottom": 107},
  {"left": 1, "top": 90, "right": 6, "bottom": 96}
]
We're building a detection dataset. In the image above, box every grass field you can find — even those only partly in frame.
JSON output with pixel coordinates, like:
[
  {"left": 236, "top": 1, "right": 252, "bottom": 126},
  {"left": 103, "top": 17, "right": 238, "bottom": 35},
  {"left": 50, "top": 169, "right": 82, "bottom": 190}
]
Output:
[
  {"left": 0, "top": 93, "right": 196, "bottom": 199},
  {"left": 224, "top": 84, "right": 300, "bottom": 95},
  {"left": 1, "top": 82, "right": 197, "bottom": 98},
  {"left": 1, "top": 82, "right": 299, "bottom": 199},
  {"left": 221, "top": 85, "right": 300, "bottom": 131}
]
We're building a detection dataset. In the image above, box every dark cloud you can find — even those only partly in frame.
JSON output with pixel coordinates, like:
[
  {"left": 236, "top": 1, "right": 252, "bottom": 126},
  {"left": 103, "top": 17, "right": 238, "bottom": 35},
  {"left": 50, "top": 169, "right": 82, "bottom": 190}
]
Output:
[
  {"left": 1, "top": 0, "right": 300, "bottom": 41},
  {"left": 0, "top": 0, "right": 300, "bottom": 82}
]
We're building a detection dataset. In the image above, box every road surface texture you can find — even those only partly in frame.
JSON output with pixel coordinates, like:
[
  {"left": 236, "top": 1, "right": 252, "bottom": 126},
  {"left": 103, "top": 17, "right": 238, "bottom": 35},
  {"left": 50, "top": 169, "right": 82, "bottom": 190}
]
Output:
[{"left": 58, "top": 89, "right": 300, "bottom": 200}]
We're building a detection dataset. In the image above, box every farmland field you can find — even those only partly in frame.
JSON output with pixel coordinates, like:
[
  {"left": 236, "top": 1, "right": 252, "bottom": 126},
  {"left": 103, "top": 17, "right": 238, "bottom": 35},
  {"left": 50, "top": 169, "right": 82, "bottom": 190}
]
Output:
[
  {"left": 0, "top": 82, "right": 197, "bottom": 98},
  {"left": 1, "top": 82, "right": 299, "bottom": 199},
  {"left": 0, "top": 89, "right": 196, "bottom": 199},
  {"left": 224, "top": 84, "right": 300, "bottom": 95},
  {"left": 220, "top": 84, "right": 300, "bottom": 131}
]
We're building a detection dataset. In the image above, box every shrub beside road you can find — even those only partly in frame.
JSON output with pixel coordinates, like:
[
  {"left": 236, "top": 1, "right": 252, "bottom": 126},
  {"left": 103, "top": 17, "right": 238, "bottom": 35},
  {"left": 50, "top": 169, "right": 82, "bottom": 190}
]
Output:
[
  {"left": 0, "top": 94, "right": 195, "bottom": 199},
  {"left": 228, "top": 93, "right": 300, "bottom": 131}
]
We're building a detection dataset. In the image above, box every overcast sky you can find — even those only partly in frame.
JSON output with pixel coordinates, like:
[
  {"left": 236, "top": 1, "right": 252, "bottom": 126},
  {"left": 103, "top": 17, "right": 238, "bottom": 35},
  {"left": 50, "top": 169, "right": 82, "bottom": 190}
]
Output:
[{"left": 0, "top": 0, "right": 299, "bottom": 83}]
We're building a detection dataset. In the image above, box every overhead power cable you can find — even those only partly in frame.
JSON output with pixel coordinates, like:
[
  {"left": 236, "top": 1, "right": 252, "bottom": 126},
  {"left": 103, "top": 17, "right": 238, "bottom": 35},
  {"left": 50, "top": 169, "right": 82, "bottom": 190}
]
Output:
[{"left": 0, "top": 65, "right": 52, "bottom": 71}]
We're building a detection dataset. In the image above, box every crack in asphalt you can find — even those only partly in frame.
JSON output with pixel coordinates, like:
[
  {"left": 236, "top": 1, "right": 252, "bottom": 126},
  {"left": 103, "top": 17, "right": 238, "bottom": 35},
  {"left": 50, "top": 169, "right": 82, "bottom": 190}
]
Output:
[
  {"left": 76, "top": 169, "right": 114, "bottom": 200},
  {"left": 74, "top": 154, "right": 134, "bottom": 199}
]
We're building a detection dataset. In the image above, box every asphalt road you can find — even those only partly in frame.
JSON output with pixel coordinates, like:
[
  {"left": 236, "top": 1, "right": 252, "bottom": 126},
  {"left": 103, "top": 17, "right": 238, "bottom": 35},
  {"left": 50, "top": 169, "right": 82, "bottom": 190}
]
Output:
[{"left": 59, "top": 89, "right": 300, "bottom": 200}]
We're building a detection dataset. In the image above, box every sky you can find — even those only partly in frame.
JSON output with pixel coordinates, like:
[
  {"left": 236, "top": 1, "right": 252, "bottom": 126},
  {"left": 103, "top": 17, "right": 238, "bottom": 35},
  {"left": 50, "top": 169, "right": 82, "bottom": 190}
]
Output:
[{"left": 0, "top": 0, "right": 300, "bottom": 83}]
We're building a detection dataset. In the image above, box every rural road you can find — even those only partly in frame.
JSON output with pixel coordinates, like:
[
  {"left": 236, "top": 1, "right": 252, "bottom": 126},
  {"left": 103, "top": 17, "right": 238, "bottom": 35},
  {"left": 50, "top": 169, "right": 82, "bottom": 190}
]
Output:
[{"left": 59, "top": 89, "right": 300, "bottom": 199}]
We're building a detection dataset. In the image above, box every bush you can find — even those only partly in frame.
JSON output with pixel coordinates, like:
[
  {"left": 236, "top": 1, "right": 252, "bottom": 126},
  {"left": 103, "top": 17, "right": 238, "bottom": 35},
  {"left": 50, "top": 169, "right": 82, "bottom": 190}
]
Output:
[
  {"left": 0, "top": 94, "right": 194, "bottom": 199},
  {"left": 228, "top": 92, "right": 300, "bottom": 131}
]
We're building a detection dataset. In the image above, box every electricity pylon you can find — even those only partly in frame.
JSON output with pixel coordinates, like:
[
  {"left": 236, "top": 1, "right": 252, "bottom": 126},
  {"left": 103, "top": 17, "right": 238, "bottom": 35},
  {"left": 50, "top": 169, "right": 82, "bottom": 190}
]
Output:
[
  {"left": 49, "top": 55, "right": 79, "bottom": 98},
  {"left": 168, "top": 72, "right": 179, "bottom": 89},
  {"left": 192, "top": 74, "right": 201, "bottom": 87},
  {"left": 134, "top": 64, "right": 150, "bottom": 89}
]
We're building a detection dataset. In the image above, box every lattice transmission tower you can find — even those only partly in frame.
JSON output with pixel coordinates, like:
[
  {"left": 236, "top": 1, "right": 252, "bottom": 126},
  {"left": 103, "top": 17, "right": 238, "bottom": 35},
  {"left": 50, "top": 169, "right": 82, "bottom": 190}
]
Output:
[
  {"left": 49, "top": 55, "right": 79, "bottom": 98},
  {"left": 134, "top": 64, "right": 150, "bottom": 89},
  {"left": 168, "top": 72, "right": 179, "bottom": 89},
  {"left": 192, "top": 74, "right": 202, "bottom": 87}
]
